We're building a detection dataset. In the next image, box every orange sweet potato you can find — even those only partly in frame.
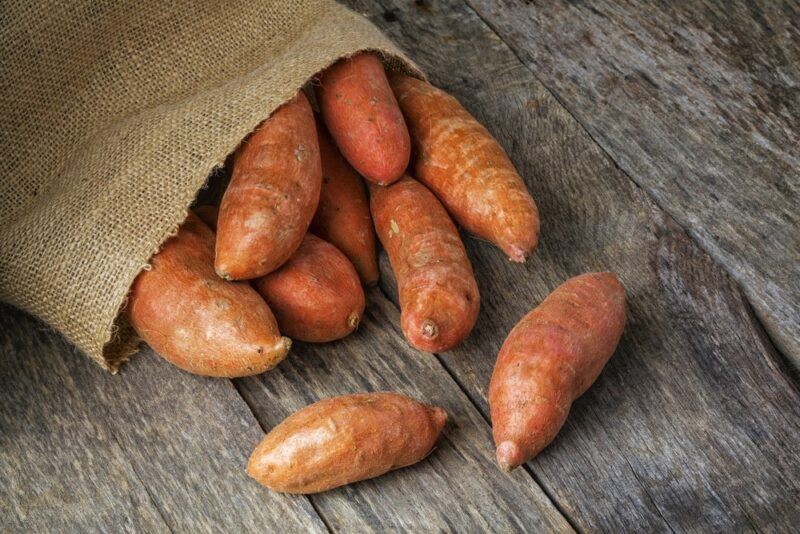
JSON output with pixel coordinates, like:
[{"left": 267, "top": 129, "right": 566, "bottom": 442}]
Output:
[
  {"left": 216, "top": 91, "right": 322, "bottom": 280},
  {"left": 193, "top": 205, "right": 218, "bottom": 231},
  {"left": 127, "top": 213, "right": 291, "bottom": 377},
  {"left": 390, "top": 74, "right": 540, "bottom": 262},
  {"left": 252, "top": 233, "right": 365, "bottom": 343},
  {"left": 489, "top": 272, "right": 626, "bottom": 471},
  {"left": 370, "top": 176, "right": 479, "bottom": 352},
  {"left": 310, "top": 121, "right": 379, "bottom": 286},
  {"left": 247, "top": 392, "right": 447, "bottom": 494},
  {"left": 316, "top": 52, "right": 410, "bottom": 185}
]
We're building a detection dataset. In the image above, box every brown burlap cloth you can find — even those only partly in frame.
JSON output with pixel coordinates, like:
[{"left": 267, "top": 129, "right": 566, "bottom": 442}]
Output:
[{"left": 0, "top": 0, "right": 420, "bottom": 372}]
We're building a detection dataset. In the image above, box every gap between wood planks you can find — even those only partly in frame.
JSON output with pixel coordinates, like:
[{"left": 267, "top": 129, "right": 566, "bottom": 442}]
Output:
[{"left": 460, "top": 0, "right": 797, "bottom": 376}]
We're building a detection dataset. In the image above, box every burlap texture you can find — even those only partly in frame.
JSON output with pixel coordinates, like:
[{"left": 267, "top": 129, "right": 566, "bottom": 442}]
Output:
[{"left": 0, "top": 0, "right": 420, "bottom": 372}]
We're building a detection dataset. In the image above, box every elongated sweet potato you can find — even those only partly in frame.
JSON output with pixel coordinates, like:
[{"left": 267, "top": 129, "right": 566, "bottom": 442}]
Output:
[
  {"left": 216, "top": 91, "right": 322, "bottom": 280},
  {"left": 310, "top": 122, "right": 379, "bottom": 286},
  {"left": 252, "top": 233, "right": 365, "bottom": 342},
  {"left": 193, "top": 205, "right": 218, "bottom": 231},
  {"left": 247, "top": 392, "right": 447, "bottom": 494},
  {"left": 127, "top": 213, "right": 291, "bottom": 377},
  {"left": 489, "top": 272, "right": 626, "bottom": 471},
  {"left": 371, "top": 176, "right": 479, "bottom": 352},
  {"left": 389, "top": 74, "right": 540, "bottom": 262},
  {"left": 316, "top": 52, "right": 410, "bottom": 185}
]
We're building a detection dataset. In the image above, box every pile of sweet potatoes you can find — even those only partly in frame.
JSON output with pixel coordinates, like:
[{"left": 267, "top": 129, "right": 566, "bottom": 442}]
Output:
[{"left": 127, "top": 52, "right": 627, "bottom": 494}]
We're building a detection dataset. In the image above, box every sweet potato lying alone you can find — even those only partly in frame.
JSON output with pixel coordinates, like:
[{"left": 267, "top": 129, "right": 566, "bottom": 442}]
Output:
[
  {"left": 216, "top": 91, "right": 322, "bottom": 280},
  {"left": 127, "top": 213, "right": 290, "bottom": 377},
  {"left": 253, "top": 233, "right": 365, "bottom": 343},
  {"left": 489, "top": 272, "right": 626, "bottom": 471},
  {"left": 317, "top": 52, "right": 410, "bottom": 185},
  {"left": 371, "top": 176, "right": 479, "bottom": 352},
  {"left": 247, "top": 392, "right": 447, "bottom": 494},
  {"left": 390, "top": 74, "right": 540, "bottom": 262},
  {"left": 310, "top": 121, "right": 379, "bottom": 286}
]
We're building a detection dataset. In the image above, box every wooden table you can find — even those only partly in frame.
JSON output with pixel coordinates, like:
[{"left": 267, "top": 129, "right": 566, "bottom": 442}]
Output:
[{"left": 2, "top": 1, "right": 798, "bottom": 531}]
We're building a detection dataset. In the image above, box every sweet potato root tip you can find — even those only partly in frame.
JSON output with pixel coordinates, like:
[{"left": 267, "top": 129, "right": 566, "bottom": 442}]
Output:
[
  {"left": 421, "top": 320, "right": 438, "bottom": 340},
  {"left": 347, "top": 312, "right": 360, "bottom": 329},
  {"left": 496, "top": 441, "right": 523, "bottom": 473}
]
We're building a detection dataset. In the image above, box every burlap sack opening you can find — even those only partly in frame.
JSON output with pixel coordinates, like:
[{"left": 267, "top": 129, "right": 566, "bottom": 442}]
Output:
[{"left": 0, "top": 0, "right": 422, "bottom": 372}]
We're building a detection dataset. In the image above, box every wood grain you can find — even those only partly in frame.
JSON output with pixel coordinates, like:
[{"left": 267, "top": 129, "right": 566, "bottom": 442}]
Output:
[
  {"left": 348, "top": 0, "right": 800, "bottom": 530},
  {"left": 236, "top": 289, "right": 573, "bottom": 532},
  {"left": 0, "top": 304, "right": 326, "bottom": 533},
  {"left": 464, "top": 0, "right": 800, "bottom": 364}
]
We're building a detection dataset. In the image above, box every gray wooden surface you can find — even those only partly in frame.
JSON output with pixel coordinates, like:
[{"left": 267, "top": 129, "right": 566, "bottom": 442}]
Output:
[
  {"left": 464, "top": 0, "right": 800, "bottom": 364},
  {"left": 2, "top": 0, "right": 799, "bottom": 532}
]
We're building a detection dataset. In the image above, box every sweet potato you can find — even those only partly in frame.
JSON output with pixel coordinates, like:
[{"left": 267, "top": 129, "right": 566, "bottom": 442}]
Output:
[
  {"left": 252, "top": 233, "right": 365, "bottom": 342},
  {"left": 310, "top": 122, "right": 379, "bottom": 286},
  {"left": 127, "top": 213, "right": 291, "bottom": 377},
  {"left": 370, "top": 176, "right": 479, "bottom": 352},
  {"left": 193, "top": 205, "right": 218, "bottom": 231},
  {"left": 316, "top": 52, "right": 410, "bottom": 185},
  {"left": 389, "top": 74, "right": 540, "bottom": 262},
  {"left": 247, "top": 392, "right": 447, "bottom": 494},
  {"left": 489, "top": 272, "right": 626, "bottom": 471},
  {"left": 216, "top": 91, "right": 322, "bottom": 280}
]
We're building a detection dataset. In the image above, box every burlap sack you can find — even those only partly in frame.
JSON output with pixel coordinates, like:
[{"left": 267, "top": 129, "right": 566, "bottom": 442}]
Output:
[{"left": 0, "top": 0, "right": 420, "bottom": 372}]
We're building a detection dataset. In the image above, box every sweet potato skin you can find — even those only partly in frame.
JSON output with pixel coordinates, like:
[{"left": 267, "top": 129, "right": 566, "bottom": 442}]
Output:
[
  {"left": 127, "top": 213, "right": 291, "bottom": 377},
  {"left": 370, "top": 176, "right": 479, "bottom": 352},
  {"left": 317, "top": 52, "right": 410, "bottom": 185},
  {"left": 252, "top": 233, "right": 365, "bottom": 343},
  {"left": 247, "top": 392, "right": 447, "bottom": 494},
  {"left": 489, "top": 272, "right": 626, "bottom": 471},
  {"left": 310, "top": 122, "right": 379, "bottom": 286},
  {"left": 389, "top": 74, "right": 540, "bottom": 262},
  {"left": 216, "top": 91, "right": 322, "bottom": 280}
]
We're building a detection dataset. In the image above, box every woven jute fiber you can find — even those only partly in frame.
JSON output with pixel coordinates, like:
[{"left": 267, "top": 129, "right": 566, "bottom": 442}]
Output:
[{"left": 0, "top": 0, "right": 419, "bottom": 372}]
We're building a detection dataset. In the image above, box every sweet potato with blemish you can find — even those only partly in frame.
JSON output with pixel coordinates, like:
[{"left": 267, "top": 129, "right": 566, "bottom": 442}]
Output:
[
  {"left": 489, "top": 272, "right": 627, "bottom": 472},
  {"left": 316, "top": 52, "right": 410, "bottom": 185},
  {"left": 127, "top": 213, "right": 291, "bottom": 377},
  {"left": 370, "top": 176, "right": 479, "bottom": 352},
  {"left": 247, "top": 392, "right": 447, "bottom": 494},
  {"left": 252, "top": 233, "right": 365, "bottom": 343},
  {"left": 389, "top": 74, "right": 540, "bottom": 262},
  {"left": 193, "top": 205, "right": 218, "bottom": 231},
  {"left": 310, "top": 122, "right": 379, "bottom": 286},
  {"left": 216, "top": 91, "right": 322, "bottom": 280}
]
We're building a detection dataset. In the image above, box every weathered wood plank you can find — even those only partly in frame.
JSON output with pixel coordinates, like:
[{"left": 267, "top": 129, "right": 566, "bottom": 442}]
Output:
[
  {"left": 347, "top": 0, "right": 800, "bottom": 530},
  {"left": 464, "top": 0, "right": 800, "bottom": 364},
  {"left": 236, "top": 288, "right": 573, "bottom": 533},
  {"left": 0, "top": 304, "right": 326, "bottom": 533}
]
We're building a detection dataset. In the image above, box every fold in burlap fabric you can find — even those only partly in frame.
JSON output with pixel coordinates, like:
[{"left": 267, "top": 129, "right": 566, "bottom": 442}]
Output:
[{"left": 0, "top": 0, "right": 420, "bottom": 371}]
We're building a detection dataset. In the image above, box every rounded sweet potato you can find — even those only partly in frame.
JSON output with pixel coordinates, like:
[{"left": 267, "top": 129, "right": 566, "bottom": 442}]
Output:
[
  {"left": 316, "top": 52, "right": 410, "bottom": 185},
  {"left": 390, "top": 74, "right": 540, "bottom": 262},
  {"left": 247, "top": 392, "right": 447, "bottom": 494},
  {"left": 252, "top": 233, "right": 365, "bottom": 343},
  {"left": 216, "top": 91, "right": 322, "bottom": 280},
  {"left": 489, "top": 272, "right": 626, "bottom": 471},
  {"left": 310, "top": 121, "right": 379, "bottom": 286},
  {"left": 370, "top": 176, "right": 479, "bottom": 352},
  {"left": 127, "top": 213, "right": 291, "bottom": 377}
]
